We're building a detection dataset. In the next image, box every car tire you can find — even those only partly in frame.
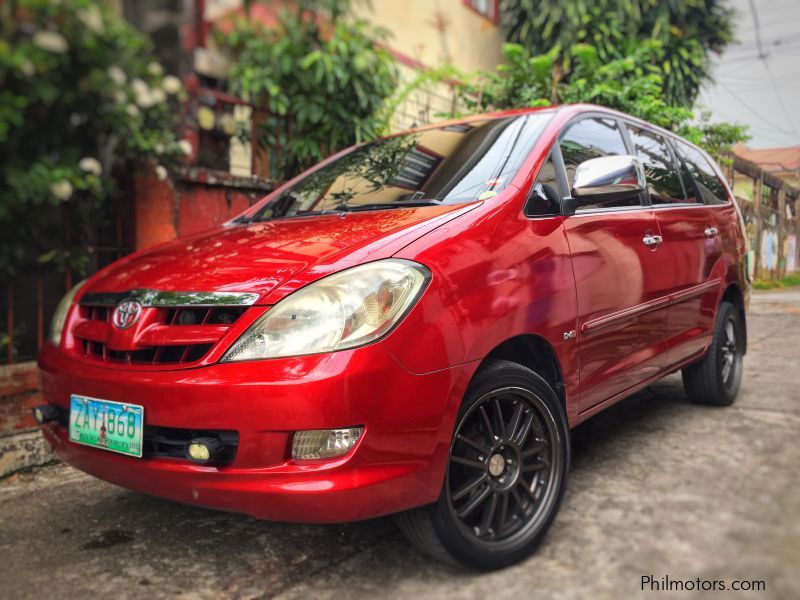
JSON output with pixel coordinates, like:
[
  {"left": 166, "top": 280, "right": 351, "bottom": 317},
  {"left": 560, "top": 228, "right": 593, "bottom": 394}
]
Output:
[
  {"left": 682, "top": 301, "right": 744, "bottom": 406},
  {"left": 395, "top": 359, "right": 570, "bottom": 570}
]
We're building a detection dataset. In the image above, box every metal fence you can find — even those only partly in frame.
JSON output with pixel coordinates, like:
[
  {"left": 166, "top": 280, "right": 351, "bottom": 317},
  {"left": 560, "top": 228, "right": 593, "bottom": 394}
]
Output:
[
  {"left": 1, "top": 201, "right": 129, "bottom": 364},
  {"left": 184, "top": 83, "right": 294, "bottom": 181}
]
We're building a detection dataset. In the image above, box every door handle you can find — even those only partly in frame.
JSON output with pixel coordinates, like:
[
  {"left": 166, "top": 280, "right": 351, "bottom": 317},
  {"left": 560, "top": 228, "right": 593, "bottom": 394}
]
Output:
[
  {"left": 643, "top": 234, "right": 663, "bottom": 246},
  {"left": 704, "top": 226, "right": 719, "bottom": 238}
]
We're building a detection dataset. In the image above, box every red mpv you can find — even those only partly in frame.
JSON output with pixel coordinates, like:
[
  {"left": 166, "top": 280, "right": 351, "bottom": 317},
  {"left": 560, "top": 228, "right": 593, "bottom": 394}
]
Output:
[{"left": 37, "top": 105, "right": 749, "bottom": 569}]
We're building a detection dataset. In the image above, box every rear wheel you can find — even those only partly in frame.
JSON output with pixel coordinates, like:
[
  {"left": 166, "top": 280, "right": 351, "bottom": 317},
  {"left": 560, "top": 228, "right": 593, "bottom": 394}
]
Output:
[
  {"left": 396, "top": 359, "right": 570, "bottom": 570},
  {"left": 682, "top": 301, "right": 744, "bottom": 406}
]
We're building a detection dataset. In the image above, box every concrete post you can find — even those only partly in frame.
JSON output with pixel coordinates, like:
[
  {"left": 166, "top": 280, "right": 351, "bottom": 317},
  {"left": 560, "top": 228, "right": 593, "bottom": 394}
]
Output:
[
  {"left": 777, "top": 187, "right": 786, "bottom": 278},
  {"left": 753, "top": 175, "right": 763, "bottom": 280}
]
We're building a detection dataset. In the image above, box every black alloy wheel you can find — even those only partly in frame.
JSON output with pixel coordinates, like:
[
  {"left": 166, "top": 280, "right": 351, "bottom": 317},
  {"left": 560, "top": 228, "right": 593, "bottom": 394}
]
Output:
[
  {"left": 683, "top": 300, "right": 744, "bottom": 406},
  {"left": 445, "top": 387, "right": 561, "bottom": 547},
  {"left": 396, "top": 360, "right": 570, "bottom": 570}
]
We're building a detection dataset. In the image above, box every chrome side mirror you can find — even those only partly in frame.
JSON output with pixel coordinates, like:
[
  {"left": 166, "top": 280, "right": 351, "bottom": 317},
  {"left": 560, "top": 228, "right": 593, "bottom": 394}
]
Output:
[{"left": 564, "top": 155, "right": 646, "bottom": 214}]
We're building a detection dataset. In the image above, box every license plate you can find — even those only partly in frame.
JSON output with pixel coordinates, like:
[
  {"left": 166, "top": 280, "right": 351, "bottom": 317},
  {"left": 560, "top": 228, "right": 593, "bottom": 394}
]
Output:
[{"left": 69, "top": 395, "right": 144, "bottom": 458}]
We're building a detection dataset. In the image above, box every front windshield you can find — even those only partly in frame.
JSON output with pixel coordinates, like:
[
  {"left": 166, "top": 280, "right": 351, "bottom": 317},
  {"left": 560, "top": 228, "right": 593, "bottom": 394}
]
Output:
[{"left": 247, "top": 112, "right": 554, "bottom": 221}]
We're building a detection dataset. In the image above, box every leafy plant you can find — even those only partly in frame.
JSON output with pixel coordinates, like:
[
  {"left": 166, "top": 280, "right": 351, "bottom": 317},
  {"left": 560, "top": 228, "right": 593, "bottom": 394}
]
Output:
[
  {"left": 498, "top": 0, "right": 735, "bottom": 107},
  {"left": 219, "top": 3, "right": 397, "bottom": 180},
  {"left": 455, "top": 42, "right": 748, "bottom": 160},
  {"left": 0, "top": 0, "right": 186, "bottom": 281}
]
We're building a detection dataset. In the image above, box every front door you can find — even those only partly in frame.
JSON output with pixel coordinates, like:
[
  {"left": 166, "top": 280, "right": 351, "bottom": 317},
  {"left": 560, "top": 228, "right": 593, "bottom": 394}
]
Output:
[{"left": 558, "top": 116, "right": 671, "bottom": 413}]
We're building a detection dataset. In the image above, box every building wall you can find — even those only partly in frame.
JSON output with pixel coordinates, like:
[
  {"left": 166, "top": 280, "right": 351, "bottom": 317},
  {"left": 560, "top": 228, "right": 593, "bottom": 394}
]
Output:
[
  {"left": 354, "top": 0, "right": 504, "bottom": 131},
  {"left": 200, "top": 0, "right": 505, "bottom": 131},
  {"left": 355, "top": 0, "right": 503, "bottom": 73}
]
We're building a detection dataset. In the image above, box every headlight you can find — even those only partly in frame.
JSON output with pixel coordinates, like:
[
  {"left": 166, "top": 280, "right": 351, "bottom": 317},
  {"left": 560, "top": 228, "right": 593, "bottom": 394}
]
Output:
[
  {"left": 49, "top": 280, "right": 87, "bottom": 346},
  {"left": 222, "top": 259, "right": 430, "bottom": 361}
]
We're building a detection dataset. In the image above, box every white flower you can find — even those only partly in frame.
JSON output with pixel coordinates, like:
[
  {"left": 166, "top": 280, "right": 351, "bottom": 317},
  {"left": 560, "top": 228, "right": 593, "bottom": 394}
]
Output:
[
  {"left": 149, "top": 88, "right": 167, "bottom": 105},
  {"left": 79, "top": 157, "right": 102, "bottom": 176},
  {"left": 126, "top": 104, "right": 140, "bottom": 118},
  {"left": 131, "top": 78, "right": 148, "bottom": 96},
  {"left": 107, "top": 65, "right": 126, "bottom": 86},
  {"left": 33, "top": 31, "right": 69, "bottom": 55},
  {"left": 177, "top": 140, "right": 193, "bottom": 156},
  {"left": 162, "top": 75, "right": 182, "bottom": 94},
  {"left": 148, "top": 62, "right": 164, "bottom": 77},
  {"left": 155, "top": 165, "right": 168, "bottom": 181},
  {"left": 79, "top": 6, "right": 103, "bottom": 33},
  {"left": 131, "top": 78, "right": 153, "bottom": 107},
  {"left": 50, "top": 180, "right": 73, "bottom": 201},
  {"left": 154, "top": 142, "right": 165, "bottom": 155},
  {"left": 19, "top": 59, "right": 35, "bottom": 77}
]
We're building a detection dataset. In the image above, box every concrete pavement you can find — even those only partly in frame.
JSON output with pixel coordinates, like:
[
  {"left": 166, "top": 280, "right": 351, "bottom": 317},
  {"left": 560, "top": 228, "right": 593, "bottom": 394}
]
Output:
[{"left": 1, "top": 288, "right": 798, "bottom": 599}]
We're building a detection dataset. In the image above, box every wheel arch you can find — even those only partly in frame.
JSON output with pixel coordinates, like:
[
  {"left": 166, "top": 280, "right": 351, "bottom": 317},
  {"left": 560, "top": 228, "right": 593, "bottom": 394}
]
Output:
[
  {"left": 480, "top": 334, "right": 566, "bottom": 411},
  {"left": 722, "top": 282, "right": 747, "bottom": 353}
]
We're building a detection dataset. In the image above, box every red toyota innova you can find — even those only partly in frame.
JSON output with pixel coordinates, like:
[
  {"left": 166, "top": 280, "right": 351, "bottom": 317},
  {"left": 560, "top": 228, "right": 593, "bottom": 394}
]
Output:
[{"left": 36, "top": 104, "right": 748, "bottom": 570}]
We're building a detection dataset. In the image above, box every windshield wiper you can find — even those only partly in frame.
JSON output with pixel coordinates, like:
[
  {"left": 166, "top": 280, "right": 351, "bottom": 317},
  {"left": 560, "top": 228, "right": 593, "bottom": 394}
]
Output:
[
  {"left": 237, "top": 201, "right": 444, "bottom": 223},
  {"left": 294, "top": 209, "right": 347, "bottom": 217},
  {"left": 340, "top": 200, "right": 446, "bottom": 212},
  {"left": 239, "top": 208, "right": 347, "bottom": 223}
]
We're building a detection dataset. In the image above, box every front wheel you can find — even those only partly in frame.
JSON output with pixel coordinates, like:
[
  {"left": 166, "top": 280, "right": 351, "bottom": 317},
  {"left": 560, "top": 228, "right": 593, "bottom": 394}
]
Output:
[
  {"left": 682, "top": 301, "right": 744, "bottom": 406},
  {"left": 396, "top": 359, "right": 570, "bottom": 570}
]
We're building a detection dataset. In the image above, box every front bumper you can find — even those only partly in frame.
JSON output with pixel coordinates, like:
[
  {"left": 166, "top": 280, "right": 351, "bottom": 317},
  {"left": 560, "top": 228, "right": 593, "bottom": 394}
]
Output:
[{"left": 37, "top": 343, "right": 477, "bottom": 522}]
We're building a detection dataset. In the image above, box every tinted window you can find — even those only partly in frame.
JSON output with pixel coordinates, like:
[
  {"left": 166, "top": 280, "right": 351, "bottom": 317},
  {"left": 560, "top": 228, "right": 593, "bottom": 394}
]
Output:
[
  {"left": 246, "top": 113, "right": 554, "bottom": 220},
  {"left": 561, "top": 117, "right": 641, "bottom": 210},
  {"left": 626, "top": 125, "right": 688, "bottom": 204},
  {"left": 525, "top": 156, "right": 561, "bottom": 217},
  {"left": 674, "top": 141, "right": 729, "bottom": 205}
]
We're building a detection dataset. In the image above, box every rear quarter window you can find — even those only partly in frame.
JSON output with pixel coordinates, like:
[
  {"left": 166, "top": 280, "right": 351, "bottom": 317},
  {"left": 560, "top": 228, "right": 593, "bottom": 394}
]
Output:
[{"left": 674, "top": 141, "right": 729, "bottom": 205}]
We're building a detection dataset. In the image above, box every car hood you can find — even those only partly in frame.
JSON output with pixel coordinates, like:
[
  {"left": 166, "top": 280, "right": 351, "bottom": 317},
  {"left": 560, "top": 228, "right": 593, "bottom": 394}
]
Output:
[{"left": 84, "top": 203, "right": 478, "bottom": 304}]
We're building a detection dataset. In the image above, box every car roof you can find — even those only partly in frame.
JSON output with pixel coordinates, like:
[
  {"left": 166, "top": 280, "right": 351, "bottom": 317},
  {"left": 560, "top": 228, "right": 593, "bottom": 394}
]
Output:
[{"left": 401, "top": 103, "right": 712, "bottom": 165}]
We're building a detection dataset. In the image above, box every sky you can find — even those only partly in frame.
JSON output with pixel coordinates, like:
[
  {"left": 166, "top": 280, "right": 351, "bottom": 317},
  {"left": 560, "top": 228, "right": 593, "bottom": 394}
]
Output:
[{"left": 700, "top": 0, "right": 800, "bottom": 149}]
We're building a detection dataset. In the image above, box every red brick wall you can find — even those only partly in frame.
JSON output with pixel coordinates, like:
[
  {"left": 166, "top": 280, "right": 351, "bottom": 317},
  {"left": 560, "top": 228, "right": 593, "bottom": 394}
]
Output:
[
  {"left": 0, "top": 362, "right": 41, "bottom": 436},
  {"left": 177, "top": 186, "right": 256, "bottom": 237},
  {"left": 132, "top": 167, "right": 273, "bottom": 251},
  {"left": 134, "top": 169, "right": 179, "bottom": 250}
]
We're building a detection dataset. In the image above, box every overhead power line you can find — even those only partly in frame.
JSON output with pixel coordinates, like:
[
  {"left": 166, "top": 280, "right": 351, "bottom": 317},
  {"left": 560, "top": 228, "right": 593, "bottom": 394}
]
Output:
[
  {"left": 715, "top": 82, "right": 795, "bottom": 136},
  {"left": 748, "top": 0, "right": 798, "bottom": 134}
]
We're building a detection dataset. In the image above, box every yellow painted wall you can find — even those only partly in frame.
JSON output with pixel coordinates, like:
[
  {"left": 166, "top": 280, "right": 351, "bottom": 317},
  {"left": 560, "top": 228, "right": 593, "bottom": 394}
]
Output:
[
  {"left": 354, "top": 0, "right": 504, "bottom": 73},
  {"left": 355, "top": 1, "right": 504, "bottom": 131}
]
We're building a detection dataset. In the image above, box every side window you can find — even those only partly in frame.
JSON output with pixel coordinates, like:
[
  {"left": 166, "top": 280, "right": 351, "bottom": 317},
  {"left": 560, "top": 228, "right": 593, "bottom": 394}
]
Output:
[
  {"left": 525, "top": 156, "right": 561, "bottom": 217},
  {"left": 675, "top": 142, "right": 729, "bottom": 205},
  {"left": 626, "top": 125, "right": 688, "bottom": 204},
  {"left": 560, "top": 117, "right": 640, "bottom": 210}
]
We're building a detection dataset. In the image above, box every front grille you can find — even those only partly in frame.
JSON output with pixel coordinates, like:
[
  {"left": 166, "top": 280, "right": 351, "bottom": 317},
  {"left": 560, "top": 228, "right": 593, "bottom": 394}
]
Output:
[
  {"left": 70, "top": 295, "right": 251, "bottom": 367},
  {"left": 79, "top": 340, "right": 214, "bottom": 364}
]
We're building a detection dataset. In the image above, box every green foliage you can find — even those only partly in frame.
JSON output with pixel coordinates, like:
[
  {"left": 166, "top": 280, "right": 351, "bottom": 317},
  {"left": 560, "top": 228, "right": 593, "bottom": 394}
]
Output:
[
  {"left": 456, "top": 42, "right": 748, "bottom": 159},
  {"left": 498, "top": 0, "right": 735, "bottom": 107},
  {"left": 0, "top": 0, "right": 185, "bottom": 280},
  {"left": 219, "top": 5, "right": 397, "bottom": 179},
  {"left": 753, "top": 274, "right": 800, "bottom": 290}
]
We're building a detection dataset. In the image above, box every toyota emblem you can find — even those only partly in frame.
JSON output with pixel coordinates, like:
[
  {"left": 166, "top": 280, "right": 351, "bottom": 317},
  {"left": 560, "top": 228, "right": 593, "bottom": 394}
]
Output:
[{"left": 112, "top": 299, "right": 143, "bottom": 329}]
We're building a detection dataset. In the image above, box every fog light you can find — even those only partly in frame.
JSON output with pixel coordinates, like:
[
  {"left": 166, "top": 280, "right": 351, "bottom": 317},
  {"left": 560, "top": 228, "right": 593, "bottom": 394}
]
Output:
[
  {"left": 292, "top": 427, "right": 363, "bottom": 460},
  {"left": 185, "top": 437, "right": 225, "bottom": 463},
  {"left": 32, "top": 404, "right": 61, "bottom": 425}
]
